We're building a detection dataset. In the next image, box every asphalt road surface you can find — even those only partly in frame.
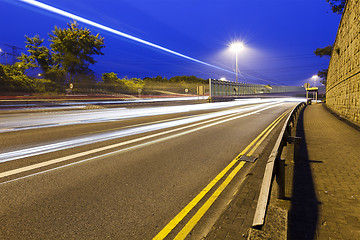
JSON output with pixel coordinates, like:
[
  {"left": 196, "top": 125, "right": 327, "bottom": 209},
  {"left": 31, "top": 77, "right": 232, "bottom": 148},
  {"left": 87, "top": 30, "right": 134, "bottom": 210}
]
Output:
[{"left": 0, "top": 98, "right": 300, "bottom": 239}]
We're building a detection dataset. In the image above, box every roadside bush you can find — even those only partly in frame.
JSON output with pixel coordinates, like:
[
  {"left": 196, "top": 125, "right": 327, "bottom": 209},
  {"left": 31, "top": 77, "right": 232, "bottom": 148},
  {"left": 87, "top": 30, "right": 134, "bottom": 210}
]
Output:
[{"left": 0, "top": 63, "right": 57, "bottom": 93}]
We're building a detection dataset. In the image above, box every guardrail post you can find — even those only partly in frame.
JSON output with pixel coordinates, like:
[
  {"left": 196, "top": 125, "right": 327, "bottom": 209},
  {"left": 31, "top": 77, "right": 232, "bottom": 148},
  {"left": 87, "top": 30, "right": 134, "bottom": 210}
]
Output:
[
  {"left": 275, "top": 155, "right": 286, "bottom": 199},
  {"left": 293, "top": 136, "right": 302, "bottom": 162}
]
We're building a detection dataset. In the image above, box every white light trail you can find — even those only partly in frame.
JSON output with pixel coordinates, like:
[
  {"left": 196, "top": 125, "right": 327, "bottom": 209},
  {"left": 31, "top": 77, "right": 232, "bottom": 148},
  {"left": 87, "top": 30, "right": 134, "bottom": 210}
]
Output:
[
  {"left": 0, "top": 98, "right": 275, "bottom": 132},
  {"left": 0, "top": 101, "right": 281, "bottom": 162},
  {"left": 18, "top": 0, "right": 234, "bottom": 74},
  {"left": 0, "top": 102, "right": 286, "bottom": 181},
  {"left": 0, "top": 98, "right": 305, "bottom": 133}
]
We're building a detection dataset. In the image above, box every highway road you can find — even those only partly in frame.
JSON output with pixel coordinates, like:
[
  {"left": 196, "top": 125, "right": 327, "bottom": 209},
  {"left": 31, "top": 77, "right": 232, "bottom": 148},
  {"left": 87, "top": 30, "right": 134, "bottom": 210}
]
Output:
[{"left": 0, "top": 98, "right": 301, "bottom": 239}]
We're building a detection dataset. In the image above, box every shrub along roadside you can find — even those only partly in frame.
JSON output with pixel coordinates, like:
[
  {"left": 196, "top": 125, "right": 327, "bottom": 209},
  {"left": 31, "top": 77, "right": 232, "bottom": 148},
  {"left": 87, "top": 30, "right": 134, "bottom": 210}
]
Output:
[{"left": 0, "top": 63, "right": 58, "bottom": 93}]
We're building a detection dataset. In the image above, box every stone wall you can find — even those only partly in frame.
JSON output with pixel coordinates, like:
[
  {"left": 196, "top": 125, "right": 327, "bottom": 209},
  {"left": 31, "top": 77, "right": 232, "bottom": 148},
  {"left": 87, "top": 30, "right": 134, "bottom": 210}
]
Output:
[{"left": 327, "top": 0, "right": 360, "bottom": 125}]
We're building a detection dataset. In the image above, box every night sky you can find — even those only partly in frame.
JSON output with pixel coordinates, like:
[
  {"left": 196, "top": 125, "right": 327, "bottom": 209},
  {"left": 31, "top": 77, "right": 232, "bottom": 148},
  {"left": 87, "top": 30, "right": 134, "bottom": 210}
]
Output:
[{"left": 1, "top": 0, "right": 341, "bottom": 86}]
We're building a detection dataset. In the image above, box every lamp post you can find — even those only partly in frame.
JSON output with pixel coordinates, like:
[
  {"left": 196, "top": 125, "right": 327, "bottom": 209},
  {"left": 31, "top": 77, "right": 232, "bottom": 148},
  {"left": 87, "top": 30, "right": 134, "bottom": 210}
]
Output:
[
  {"left": 311, "top": 75, "right": 319, "bottom": 102},
  {"left": 230, "top": 42, "right": 245, "bottom": 83},
  {"left": 312, "top": 75, "right": 319, "bottom": 87}
]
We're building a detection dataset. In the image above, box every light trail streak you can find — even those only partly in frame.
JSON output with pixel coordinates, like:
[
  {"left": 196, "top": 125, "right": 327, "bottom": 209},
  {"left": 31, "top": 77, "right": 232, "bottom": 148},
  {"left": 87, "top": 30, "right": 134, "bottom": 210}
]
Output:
[
  {"left": 0, "top": 97, "right": 208, "bottom": 112},
  {"left": 0, "top": 98, "right": 276, "bottom": 132},
  {"left": 18, "top": 0, "right": 234, "bottom": 75},
  {"left": 0, "top": 102, "right": 285, "bottom": 181},
  {"left": 0, "top": 101, "right": 281, "bottom": 163}
]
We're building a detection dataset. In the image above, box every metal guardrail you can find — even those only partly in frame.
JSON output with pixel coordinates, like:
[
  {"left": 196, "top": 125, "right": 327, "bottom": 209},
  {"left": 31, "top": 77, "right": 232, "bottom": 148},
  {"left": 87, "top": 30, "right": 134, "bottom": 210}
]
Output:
[
  {"left": 209, "top": 79, "right": 267, "bottom": 97},
  {"left": 208, "top": 79, "right": 306, "bottom": 100},
  {"left": 252, "top": 101, "right": 306, "bottom": 228}
]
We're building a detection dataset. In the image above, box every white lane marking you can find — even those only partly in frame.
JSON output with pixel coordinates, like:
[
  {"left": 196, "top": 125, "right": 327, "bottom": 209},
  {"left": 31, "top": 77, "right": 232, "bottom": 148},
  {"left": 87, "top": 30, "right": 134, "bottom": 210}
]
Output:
[{"left": 0, "top": 103, "right": 284, "bottom": 181}]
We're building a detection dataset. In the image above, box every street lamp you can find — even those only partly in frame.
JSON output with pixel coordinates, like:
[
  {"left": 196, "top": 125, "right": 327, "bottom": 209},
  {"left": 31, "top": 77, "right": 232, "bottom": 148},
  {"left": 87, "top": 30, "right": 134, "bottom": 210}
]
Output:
[
  {"left": 230, "top": 41, "right": 245, "bottom": 83},
  {"left": 311, "top": 75, "right": 319, "bottom": 87},
  {"left": 311, "top": 75, "right": 320, "bottom": 101}
]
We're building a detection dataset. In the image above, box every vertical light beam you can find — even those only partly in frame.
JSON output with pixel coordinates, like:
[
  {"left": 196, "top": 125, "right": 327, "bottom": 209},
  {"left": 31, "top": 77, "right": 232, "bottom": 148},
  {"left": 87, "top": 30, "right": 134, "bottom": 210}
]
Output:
[{"left": 18, "top": 0, "right": 234, "bottom": 75}]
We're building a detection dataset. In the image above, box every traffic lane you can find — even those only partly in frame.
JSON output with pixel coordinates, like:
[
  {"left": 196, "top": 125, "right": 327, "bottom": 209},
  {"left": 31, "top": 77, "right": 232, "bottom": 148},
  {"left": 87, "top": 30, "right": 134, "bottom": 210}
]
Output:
[
  {"left": 0, "top": 101, "right": 283, "bottom": 173},
  {"left": 0, "top": 110, "right": 203, "bottom": 152},
  {"left": 0, "top": 97, "right": 208, "bottom": 110},
  {"left": 0, "top": 101, "right": 288, "bottom": 181},
  {"left": 0, "top": 103, "right": 295, "bottom": 239},
  {"left": 0, "top": 102, "right": 294, "bottom": 238},
  {"left": 0, "top": 99, "right": 273, "bottom": 132},
  {"left": 0, "top": 101, "right": 271, "bottom": 151}
]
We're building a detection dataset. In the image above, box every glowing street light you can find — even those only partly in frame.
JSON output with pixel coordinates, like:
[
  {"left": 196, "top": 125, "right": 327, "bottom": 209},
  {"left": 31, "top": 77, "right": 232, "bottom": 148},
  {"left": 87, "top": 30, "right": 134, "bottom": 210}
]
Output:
[
  {"left": 230, "top": 41, "right": 245, "bottom": 83},
  {"left": 230, "top": 42, "right": 245, "bottom": 52},
  {"left": 311, "top": 75, "right": 319, "bottom": 87},
  {"left": 310, "top": 75, "right": 320, "bottom": 101}
]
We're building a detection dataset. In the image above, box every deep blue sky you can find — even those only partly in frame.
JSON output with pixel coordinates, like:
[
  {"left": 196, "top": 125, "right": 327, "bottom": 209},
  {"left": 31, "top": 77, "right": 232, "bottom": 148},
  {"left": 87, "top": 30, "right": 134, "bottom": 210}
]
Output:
[{"left": 1, "top": 0, "right": 341, "bottom": 86}]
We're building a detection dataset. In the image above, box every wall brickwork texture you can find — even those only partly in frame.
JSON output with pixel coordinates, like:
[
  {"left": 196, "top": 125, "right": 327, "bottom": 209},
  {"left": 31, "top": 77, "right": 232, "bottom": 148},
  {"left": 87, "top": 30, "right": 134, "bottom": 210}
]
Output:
[{"left": 327, "top": 0, "right": 360, "bottom": 125}]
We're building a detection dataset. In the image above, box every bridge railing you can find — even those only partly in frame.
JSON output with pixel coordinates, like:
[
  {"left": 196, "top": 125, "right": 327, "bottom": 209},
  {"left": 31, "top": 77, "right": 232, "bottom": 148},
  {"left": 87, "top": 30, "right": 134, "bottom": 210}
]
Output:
[
  {"left": 209, "top": 79, "right": 267, "bottom": 97},
  {"left": 208, "top": 79, "right": 305, "bottom": 100},
  {"left": 252, "top": 101, "right": 306, "bottom": 228}
]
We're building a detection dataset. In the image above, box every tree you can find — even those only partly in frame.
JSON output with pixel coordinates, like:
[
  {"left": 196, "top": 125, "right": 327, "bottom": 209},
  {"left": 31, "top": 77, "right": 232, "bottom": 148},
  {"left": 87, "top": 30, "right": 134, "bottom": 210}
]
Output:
[
  {"left": 100, "top": 73, "right": 146, "bottom": 94},
  {"left": 18, "top": 35, "right": 52, "bottom": 73},
  {"left": 314, "top": 46, "right": 332, "bottom": 86},
  {"left": 101, "top": 72, "right": 126, "bottom": 92},
  {"left": 18, "top": 35, "right": 65, "bottom": 88},
  {"left": 317, "top": 69, "right": 328, "bottom": 86},
  {"left": 0, "top": 63, "right": 31, "bottom": 92},
  {"left": 102, "top": 72, "right": 119, "bottom": 85},
  {"left": 18, "top": 21, "right": 105, "bottom": 91},
  {"left": 122, "top": 77, "right": 145, "bottom": 94},
  {"left": 0, "top": 63, "right": 55, "bottom": 93},
  {"left": 327, "top": 0, "right": 346, "bottom": 14},
  {"left": 49, "top": 21, "right": 105, "bottom": 84},
  {"left": 314, "top": 45, "right": 333, "bottom": 57}
]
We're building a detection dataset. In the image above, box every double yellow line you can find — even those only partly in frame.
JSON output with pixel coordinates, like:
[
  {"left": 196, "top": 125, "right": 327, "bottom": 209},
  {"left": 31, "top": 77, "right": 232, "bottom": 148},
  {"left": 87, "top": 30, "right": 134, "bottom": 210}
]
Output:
[{"left": 153, "top": 109, "right": 290, "bottom": 240}]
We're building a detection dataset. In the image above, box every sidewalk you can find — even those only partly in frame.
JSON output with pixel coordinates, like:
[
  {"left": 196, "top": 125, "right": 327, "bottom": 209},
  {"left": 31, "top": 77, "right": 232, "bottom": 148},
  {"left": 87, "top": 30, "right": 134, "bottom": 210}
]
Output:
[
  {"left": 285, "top": 103, "right": 360, "bottom": 239},
  {"left": 206, "top": 103, "right": 360, "bottom": 239}
]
